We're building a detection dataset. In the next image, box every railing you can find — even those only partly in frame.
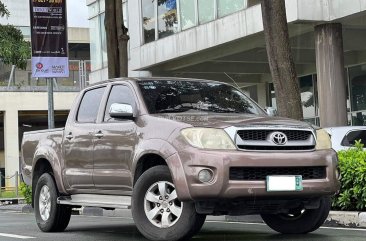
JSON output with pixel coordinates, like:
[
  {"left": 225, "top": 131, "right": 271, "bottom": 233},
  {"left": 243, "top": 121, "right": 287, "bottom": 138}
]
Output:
[{"left": 0, "top": 60, "right": 91, "bottom": 92}]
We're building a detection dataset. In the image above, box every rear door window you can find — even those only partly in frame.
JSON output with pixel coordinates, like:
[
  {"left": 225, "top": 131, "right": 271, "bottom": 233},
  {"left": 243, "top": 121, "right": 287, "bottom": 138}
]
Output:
[
  {"left": 341, "top": 130, "right": 366, "bottom": 146},
  {"left": 77, "top": 87, "right": 106, "bottom": 123}
]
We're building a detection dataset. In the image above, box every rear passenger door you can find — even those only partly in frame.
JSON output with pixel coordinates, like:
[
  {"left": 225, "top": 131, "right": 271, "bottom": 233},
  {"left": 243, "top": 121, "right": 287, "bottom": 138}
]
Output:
[
  {"left": 62, "top": 86, "right": 106, "bottom": 192},
  {"left": 92, "top": 84, "right": 138, "bottom": 194}
]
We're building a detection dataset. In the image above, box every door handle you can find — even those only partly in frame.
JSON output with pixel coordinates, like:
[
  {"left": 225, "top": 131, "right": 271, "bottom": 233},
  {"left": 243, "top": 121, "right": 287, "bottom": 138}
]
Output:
[
  {"left": 95, "top": 131, "right": 104, "bottom": 138},
  {"left": 66, "top": 133, "right": 73, "bottom": 140}
]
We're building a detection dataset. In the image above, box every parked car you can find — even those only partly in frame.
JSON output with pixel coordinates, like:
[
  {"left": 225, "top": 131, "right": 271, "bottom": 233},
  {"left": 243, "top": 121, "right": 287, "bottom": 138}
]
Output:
[
  {"left": 324, "top": 126, "right": 366, "bottom": 152},
  {"left": 21, "top": 78, "right": 340, "bottom": 241}
]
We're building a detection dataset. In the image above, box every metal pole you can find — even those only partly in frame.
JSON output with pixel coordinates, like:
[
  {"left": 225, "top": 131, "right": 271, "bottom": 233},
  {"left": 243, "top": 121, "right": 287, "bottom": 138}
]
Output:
[
  {"left": 47, "top": 78, "right": 55, "bottom": 129},
  {"left": 0, "top": 170, "right": 2, "bottom": 197},
  {"left": 15, "top": 171, "right": 19, "bottom": 197}
]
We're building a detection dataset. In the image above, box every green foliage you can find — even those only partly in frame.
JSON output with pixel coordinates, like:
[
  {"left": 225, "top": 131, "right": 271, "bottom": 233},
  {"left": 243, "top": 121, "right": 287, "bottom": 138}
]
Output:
[
  {"left": 0, "top": 1, "right": 30, "bottom": 69},
  {"left": 19, "top": 182, "right": 32, "bottom": 205},
  {"left": 0, "top": 1, "right": 9, "bottom": 17},
  {"left": 332, "top": 140, "right": 366, "bottom": 211}
]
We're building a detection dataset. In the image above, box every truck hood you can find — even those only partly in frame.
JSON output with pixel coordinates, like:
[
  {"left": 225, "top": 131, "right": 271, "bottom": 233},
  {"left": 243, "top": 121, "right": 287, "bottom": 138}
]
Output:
[{"left": 152, "top": 113, "right": 313, "bottom": 129}]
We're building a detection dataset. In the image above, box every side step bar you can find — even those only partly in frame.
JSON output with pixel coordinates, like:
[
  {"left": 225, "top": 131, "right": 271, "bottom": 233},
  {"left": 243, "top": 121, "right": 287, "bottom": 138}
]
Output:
[{"left": 57, "top": 194, "right": 131, "bottom": 209}]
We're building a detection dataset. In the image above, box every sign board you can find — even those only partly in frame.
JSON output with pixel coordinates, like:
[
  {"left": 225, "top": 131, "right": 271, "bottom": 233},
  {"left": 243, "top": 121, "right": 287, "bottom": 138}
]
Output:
[{"left": 30, "top": 0, "right": 69, "bottom": 78}]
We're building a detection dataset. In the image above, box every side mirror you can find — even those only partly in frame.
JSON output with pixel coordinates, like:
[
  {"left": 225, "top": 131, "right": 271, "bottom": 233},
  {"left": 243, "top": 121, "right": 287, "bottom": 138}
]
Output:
[
  {"left": 265, "top": 107, "right": 277, "bottom": 117},
  {"left": 109, "top": 103, "right": 134, "bottom": 118}
]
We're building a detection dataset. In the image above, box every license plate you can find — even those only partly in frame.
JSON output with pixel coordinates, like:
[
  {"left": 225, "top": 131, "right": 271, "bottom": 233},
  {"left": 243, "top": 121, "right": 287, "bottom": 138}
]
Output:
[{"left": 266, "top": 175, "right": 303, "bottom": 192}]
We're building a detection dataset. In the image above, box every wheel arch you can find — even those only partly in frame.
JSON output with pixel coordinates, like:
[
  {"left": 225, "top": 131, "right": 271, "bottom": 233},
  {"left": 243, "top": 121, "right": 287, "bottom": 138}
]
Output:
[
  {"left": 132, "top": 150, "right": 192, "bottom": 201},
  {"left": 32, "top": 158, "right": 54, "bottom": 207},
  {"left": 133, "top": 153, "right": 168, "bottom": 186}
]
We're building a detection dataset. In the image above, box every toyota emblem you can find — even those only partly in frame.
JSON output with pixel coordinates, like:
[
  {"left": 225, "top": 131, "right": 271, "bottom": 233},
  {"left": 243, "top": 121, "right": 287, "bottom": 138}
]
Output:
[{"left": 270, "top": 132, "right": 288, "bottom": 145}]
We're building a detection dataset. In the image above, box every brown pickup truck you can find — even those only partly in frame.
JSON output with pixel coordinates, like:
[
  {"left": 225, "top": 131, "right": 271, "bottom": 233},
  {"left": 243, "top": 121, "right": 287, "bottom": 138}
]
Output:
[{"left": 21, "top": 78, "right": 340, "bottom": 241}]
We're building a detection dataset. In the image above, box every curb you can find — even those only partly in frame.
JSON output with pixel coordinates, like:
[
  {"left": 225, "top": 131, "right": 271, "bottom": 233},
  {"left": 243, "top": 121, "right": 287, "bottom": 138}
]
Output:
[{"left": 325, "top": 211, "right": 366, "bottom": 228}]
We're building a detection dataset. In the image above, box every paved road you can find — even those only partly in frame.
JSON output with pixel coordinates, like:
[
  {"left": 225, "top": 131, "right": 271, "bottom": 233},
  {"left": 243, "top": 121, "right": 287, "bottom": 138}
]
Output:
[{"left": 0, "top": 211, "right": 366, "bottom": 241}]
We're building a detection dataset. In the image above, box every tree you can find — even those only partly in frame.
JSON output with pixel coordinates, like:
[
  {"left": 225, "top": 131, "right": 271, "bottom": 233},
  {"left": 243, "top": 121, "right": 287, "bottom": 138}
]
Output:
[
  {"left": 0, "top": 1, "right": 30, "bottom": 69},
  {"left": 261, "top": 0, "right": 303, "bottom": 120},
  {"left": 105, "top": 0, "right": 129, "bottom": 78},
  {"left": 0, "top": 2, "right": 9, "bottom": 17}
]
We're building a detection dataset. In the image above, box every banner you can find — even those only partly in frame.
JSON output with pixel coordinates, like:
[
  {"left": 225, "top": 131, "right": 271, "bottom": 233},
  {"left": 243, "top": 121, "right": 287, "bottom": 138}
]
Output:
[{"left": 30, "top": 0, "right": 69, "bottom": 78}]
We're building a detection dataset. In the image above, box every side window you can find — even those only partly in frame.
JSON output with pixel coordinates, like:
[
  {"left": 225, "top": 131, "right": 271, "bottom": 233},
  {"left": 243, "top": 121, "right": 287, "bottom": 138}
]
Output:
[
  {"left": 341, "top": 130, "right": 366, "bottom": 146},
  {"left": 77, "top": 87, "right": 106, "bottom": 123},
  {"left": 104, "top": 85, "right": 135, "bottom": 122}
]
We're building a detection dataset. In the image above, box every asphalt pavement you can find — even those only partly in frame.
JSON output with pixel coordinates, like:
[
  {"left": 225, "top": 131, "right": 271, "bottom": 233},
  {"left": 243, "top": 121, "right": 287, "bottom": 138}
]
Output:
[{"left": 0, "top": 211, "right": 366, "bottom": 241}]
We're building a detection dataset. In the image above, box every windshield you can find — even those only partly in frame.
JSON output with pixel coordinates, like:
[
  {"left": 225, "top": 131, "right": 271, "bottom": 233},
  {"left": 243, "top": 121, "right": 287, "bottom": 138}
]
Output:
[{"left": 138, "top": 80, "right": 265, "bottom": 115}]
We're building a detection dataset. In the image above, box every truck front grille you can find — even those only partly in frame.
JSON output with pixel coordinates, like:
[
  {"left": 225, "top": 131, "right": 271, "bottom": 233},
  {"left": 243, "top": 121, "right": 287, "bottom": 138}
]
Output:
[
  {"left": 237, "top": 130, "right": 311, "bottom": 141},
  {"left": 234, "top": 128, "right": 315, "bottom": 151},
  {"left": 237, "top": 145, "right": 315, "bottom": 151},
  {"left": 229, "top": 166, "right": 326, "bottom": 181}
]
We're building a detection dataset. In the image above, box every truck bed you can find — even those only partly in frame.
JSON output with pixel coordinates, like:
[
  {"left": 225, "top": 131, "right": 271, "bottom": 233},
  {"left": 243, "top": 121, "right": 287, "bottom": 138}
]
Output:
[{"left": 21, "top": 128, "right": 64, "bottom": 186}]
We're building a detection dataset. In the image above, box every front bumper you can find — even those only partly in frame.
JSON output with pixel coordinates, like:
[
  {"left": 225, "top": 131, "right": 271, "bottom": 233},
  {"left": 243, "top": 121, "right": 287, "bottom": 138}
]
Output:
[{"left": 167, "top": 148, "right": 340, "bottom": 201}]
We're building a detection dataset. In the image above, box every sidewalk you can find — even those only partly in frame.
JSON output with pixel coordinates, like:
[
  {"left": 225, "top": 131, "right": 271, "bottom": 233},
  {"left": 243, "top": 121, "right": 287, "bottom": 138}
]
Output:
[{"left": 1, "top": 204, "right": 365, "bottom": 228}]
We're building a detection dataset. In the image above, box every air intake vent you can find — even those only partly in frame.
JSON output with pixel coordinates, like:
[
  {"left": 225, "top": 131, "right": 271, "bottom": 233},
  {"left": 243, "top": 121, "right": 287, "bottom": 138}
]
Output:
[{"left": 229, "top": 166, "right": 326, "bottom": 181}]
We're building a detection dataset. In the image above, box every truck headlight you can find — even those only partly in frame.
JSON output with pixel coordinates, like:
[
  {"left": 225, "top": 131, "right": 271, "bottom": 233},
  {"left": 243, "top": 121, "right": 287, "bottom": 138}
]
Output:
[
  {"left": 181, "top": 128, "right": 236, "bottom": 150},
  {"left": 315, "top": 129, "right": 332, "bottom": 150}
]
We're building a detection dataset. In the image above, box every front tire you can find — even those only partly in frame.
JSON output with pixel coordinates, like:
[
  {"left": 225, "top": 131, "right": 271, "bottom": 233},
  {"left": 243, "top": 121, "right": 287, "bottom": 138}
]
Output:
[
  {"left": 261, "top": 196, "right": 331, "bottom": 234},
  {"left": 34, "top": 173, "right": 72, "bottom": 232},
  {"left": 132, "top": 166, "right": 206, "bottom": 241}
]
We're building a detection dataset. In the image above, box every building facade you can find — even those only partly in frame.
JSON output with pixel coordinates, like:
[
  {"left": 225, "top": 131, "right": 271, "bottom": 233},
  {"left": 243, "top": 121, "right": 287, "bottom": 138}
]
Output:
[
  {"left": 86, "top": 0, "right": 366, "bottom": 130},
  {"left": 0, "top": 0, "right": 90, "bottom": 187}
]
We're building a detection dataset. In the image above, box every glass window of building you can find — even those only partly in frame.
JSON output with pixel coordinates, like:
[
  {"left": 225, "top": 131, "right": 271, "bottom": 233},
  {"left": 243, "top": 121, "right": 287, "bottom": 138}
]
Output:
[
  {"left": 123, "top": 1, "right": 128, "bottom": 27},
  {"left": 198, "top": 0, "right": 215, "bottom": 24},
  {"left": 100, "top": 13, "right": 107, "bottom": 68},
  {"left": 99, "top": 0, "right": 105, "bottom": 12},
  {"left": 158, "top": 0, "right": 178, "bottom": 39},
  {"left": 349, "top": 65, "right": 366, "bottom": 125},
  {"left": 88, "top": 2, "right": 99, "bottom": 17},
  {"left": 269, "top": 83, "right": 276, "bottom": 109},
  {"left": 89, "top": 16, "right": 103, "bottom": 71},
  {"left": 268, "top": 75, "right": 320, "bottom": 126},
  {"left": 299, "top": 75, "right": 315, "bottom": 119},
  {"left": 217, "top": 0, "right": 245, "bottom": 18},
  {"left": 142, "top": 0, "right": 156, "bottom": 43},
  {"left": 180, "top": 0, "right": 196, "bottom": 30}
]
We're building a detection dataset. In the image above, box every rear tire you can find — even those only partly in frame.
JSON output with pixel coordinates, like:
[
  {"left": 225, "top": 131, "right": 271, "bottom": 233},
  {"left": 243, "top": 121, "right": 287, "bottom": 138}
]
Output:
[
  {"left": 261, "top": 196, "right": 331, "bottom": 234},
  {"left": 132, "top": 165, "right": 206, "bottom": 241},
  {"left": 34, "top": 173, "right": 72, "bottom": 232}
]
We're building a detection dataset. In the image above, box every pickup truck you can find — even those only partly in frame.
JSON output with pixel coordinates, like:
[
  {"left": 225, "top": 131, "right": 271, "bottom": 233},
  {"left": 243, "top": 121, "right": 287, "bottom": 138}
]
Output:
[{"left": 21, "top": 78, "right": 340, "bottom": 241}]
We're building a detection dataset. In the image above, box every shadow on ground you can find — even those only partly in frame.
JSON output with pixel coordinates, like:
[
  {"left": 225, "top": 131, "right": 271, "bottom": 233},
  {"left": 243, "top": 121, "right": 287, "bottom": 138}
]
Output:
[
  {"left": 64, "top": 223, "right": 328, "bottom": 241},
  {"left": 195, "top": 228, "right": 327, "bottom": 241}
]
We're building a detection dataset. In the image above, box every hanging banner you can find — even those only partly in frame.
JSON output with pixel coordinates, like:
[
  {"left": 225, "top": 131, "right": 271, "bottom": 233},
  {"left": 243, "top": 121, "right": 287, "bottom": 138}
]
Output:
[{"left": 30, "top": 0, "right": 69, "bottom": 78}]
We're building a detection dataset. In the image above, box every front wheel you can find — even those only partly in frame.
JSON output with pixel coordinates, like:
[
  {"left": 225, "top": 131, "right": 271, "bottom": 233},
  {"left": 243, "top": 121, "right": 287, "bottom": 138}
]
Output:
[
  {"left": 34, "top": 173, "right": 72, "bottom": 232},
  {"left": 261, "top": 196, "right": 331, "bottom": 234},
  {"left": 132, "top": 165, "right": 206, "bottom": 241}
]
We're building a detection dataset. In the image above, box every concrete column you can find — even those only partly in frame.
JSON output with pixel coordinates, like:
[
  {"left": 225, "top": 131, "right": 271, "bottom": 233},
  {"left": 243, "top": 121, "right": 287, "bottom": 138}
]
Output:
[
  {"left": 257, "top": 83, "right": 267, "bottom": 108},
  {"left": 315, "top": 23, "right": 347, "bottom": 127},
  {"left": 4, "top": 109, "right": 19, "bottom": 187}
]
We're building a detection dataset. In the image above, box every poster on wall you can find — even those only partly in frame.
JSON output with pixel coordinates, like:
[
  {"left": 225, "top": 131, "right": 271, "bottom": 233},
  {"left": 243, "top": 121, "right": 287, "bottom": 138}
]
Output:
[{"left": 30, "top": 0, "right": 69, "bottom": 78}]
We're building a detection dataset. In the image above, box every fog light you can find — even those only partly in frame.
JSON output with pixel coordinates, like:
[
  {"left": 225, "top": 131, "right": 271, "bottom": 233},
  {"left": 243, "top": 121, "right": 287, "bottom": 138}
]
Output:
[{"left": 198, "top": 169, "right": 213, "bottom": 183}]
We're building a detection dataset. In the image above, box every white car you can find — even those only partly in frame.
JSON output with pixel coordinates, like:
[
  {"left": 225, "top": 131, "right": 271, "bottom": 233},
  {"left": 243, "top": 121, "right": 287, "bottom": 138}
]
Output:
[{"left": 324, "top": 126, "right": 366, "bottom": 152}]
